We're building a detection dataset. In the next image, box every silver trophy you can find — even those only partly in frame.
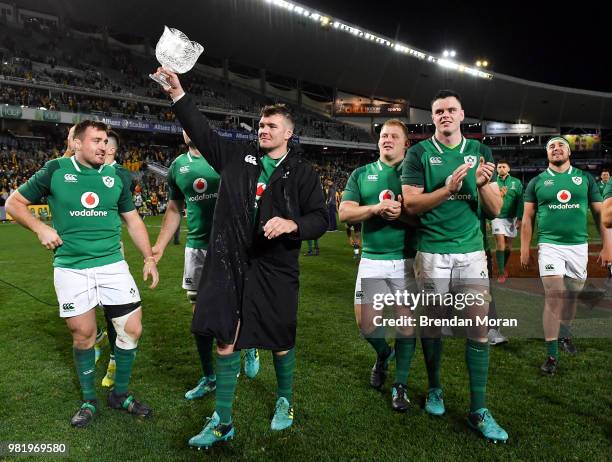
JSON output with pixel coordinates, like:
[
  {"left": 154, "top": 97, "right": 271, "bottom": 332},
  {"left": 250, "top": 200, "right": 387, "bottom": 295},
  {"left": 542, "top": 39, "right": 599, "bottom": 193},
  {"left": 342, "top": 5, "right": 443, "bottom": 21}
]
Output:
[{"left": 149, "top": 26, "right": 204, "bottom": 88}]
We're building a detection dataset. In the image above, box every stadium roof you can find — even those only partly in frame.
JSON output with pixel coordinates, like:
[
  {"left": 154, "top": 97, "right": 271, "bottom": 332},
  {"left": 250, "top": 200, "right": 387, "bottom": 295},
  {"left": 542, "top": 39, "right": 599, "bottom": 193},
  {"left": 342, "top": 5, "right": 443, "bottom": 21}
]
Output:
[{"left": 16, "top": 0, "right": 612, "bottom": 128}]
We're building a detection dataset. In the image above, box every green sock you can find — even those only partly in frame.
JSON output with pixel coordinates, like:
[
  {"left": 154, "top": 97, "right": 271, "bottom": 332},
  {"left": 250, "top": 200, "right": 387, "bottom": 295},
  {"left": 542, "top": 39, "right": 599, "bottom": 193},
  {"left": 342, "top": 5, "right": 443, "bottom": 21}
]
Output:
[
  {"left": 496, "top": 250, "right": 506, "bottom": 275},
  {"left": 73, "top": 347, "right": 96, "bottom": 401},
  {"left": 114, "top": 346, "right": 138, "bottom": 395},
  {"left": 421, "top": 338, "right": 442, "bottom": 389},
  {"left": 194, "top": 334, "right": 215, "bottom": 377},
  {"left": 307, "top": 241, "right": 313, "bottom": 252},
  {"left": 215, "top": 351, "right": 240, "bottom": 424},
  {"left": 546, "top": 340, "right": 559, "bottom": 359},
  {"left": 504, "top": 249, "right": 511, "bottom": 267},
  {"left": 273, "top": 348, "right": 296, "bottom": 405},
  {"left": 466, "top": 339, "right": 489, "bottom": 412},
  {"left": 365, "top": 327, "right": 391, "bottom": 357},
  {"left": 394, "top": 337, "right": 416, "bottom": 385}
]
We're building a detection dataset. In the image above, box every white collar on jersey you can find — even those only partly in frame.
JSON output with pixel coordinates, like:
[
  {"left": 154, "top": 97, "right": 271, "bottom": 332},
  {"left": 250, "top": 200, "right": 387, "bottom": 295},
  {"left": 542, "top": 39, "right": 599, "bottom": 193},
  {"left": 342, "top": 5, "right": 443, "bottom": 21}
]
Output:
[
  {"left": 431, "top": 136, "right": 467, "bottom": 154},
  {"left": 377, "top": 159, "right": 403, "bottom": 171},
  {"left": 546, "top": 165, "right": 573, "bottom": 176},
  {"left": 70, "top": 156, "right": 104, "bottom": 173}
]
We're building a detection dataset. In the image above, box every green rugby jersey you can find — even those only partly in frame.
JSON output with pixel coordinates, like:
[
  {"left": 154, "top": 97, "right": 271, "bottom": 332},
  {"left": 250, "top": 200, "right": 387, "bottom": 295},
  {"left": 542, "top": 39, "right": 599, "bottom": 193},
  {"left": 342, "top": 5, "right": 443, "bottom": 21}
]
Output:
[
  {"left": 167, "top": 152, "right": 220, "bottom": 249},
  {"left": 18, "top": 156, "right": 135, "bottom": 269},
  {"left": 401, "top": 136, "right": 494, "bottom": 254},
  {"left": 524, "top": 166, "right": 601, "bottom": 245},
  {"left": 497, "top": 174, "right": 524, "bottom": 219},
  {"left": 603, "top": 181, "right": 612, "bottom": 200},
  {"left": 108, "top": 161, "right": 133, "bottom": 193},
  {"left": 598, "top": 180, "right": 609, "bottom": 196},
  {"left": 342, "top": 159, "right": 416, "bottom": 260}
]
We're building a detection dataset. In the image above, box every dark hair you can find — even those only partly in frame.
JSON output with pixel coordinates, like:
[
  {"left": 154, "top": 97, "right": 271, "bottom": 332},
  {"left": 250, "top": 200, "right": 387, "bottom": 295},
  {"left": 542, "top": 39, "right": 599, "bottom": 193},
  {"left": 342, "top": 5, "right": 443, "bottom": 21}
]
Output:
[
  {"left": 497, "top": 159, "right": 511, "bottom": 168},
  {"left": 381, "top": 118, "right": 409, "bottom": 140},
  {"left": 260, "top": 103, "right": 294, "bottom": 128},
  {"left": 73, "top": 120, "right": 108, "bottom": 140},
  {"left": 107, "top": 130, "right": 120, "bottom": 147},
  {"left": 601, "top": 168, "right": 610, "bottom": 175},
  {"left": 431, "top": 89, "right": 462, "bottom": 108}
]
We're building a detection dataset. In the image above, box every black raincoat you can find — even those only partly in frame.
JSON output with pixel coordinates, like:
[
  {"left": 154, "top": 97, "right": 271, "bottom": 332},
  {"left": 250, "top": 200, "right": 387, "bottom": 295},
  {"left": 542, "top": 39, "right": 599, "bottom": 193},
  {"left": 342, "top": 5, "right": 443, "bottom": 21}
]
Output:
[{"left": 173, "top": 94, "right": 328, "bottom": 350}]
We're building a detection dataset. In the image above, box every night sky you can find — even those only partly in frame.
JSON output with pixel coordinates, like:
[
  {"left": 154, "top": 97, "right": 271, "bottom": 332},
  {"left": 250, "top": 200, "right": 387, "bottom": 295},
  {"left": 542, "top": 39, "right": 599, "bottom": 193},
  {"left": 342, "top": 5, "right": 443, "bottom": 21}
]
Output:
[{"left": 300, "top": 0, "right": 608, "bottom": 92}]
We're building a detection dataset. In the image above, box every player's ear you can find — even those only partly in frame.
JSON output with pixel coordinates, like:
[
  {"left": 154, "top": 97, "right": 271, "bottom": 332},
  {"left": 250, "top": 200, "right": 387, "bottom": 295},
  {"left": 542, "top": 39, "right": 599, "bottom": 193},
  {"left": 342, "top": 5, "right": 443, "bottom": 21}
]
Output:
[{"left": 285, "top": 127, "right": 293, "bottom": 142}]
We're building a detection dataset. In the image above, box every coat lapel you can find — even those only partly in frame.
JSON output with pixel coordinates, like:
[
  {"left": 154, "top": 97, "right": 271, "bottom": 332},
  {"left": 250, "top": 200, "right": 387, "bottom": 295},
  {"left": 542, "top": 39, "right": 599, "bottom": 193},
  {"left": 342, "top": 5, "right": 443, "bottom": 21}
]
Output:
[{"left": 267, "top": 152, "right": 295, "bottom": 187}]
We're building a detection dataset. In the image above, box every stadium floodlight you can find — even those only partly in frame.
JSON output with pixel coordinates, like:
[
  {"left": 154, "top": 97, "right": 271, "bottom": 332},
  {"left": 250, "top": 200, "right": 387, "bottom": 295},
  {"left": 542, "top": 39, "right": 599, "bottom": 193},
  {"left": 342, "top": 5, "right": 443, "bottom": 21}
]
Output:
[
  {"left": 258, "top": 0, "right": 492, "bottom": 79},
  {"left": 476, "top": 61, "right": 482, "bottom": 67},
  {"left": 482, "top": 60, "right": 489, "bottom": 67}
]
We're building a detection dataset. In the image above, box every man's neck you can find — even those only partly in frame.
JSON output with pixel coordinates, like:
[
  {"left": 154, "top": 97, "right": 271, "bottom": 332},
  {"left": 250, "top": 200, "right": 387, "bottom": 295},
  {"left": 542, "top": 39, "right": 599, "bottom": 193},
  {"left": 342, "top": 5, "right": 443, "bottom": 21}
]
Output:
[
  {"left": 548, "top": 161, "right": 571, "bottom": 173},
  {"left": 379, "top": 153, "right": 404, "bottom": 167},
  {"left": 75, "top": 152, "right": 96, "bottom": 169},
  {"left": 264, "top": 145, "right": 289, "bottom": 160},
  {"left": 188, "top": 148, "right": 201, "bottom": 157},
  {"left": 434, "top": 130, "right": 462, "bottom": 148},
  {"left": 104, "top": 155, "right": 115, "bottom": 165},
  {"left": 499, "top": 173, "right": 509, "bottom": 180}
]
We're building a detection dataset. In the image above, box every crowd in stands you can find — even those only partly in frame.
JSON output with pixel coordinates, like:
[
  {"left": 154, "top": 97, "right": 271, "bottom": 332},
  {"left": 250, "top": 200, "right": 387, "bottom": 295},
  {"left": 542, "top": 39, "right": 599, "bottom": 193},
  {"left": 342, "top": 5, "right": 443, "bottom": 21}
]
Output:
[
  {"left": 0, "top": 21, "right": 373, "bottom": 143},
  {"left": 0, "top": 131, "right": 368, "bottom": 216}
]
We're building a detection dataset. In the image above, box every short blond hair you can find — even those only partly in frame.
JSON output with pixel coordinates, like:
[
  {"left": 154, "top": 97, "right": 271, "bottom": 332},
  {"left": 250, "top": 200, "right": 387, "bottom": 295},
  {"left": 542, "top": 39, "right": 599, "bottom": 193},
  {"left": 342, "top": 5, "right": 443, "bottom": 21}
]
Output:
[{"left": 381, "top": 119, "right": 409, "bottom": 140}]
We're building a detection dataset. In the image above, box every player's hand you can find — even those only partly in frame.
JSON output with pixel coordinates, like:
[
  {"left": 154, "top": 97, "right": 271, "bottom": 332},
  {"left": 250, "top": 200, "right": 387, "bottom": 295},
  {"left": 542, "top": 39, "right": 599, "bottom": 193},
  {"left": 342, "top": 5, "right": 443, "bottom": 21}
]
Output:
[
  {"left": 263, "top": 217, "right": 298, "bottom": 239},
  {"left": 36, "top": 224, "right": 63, "bottom": 250},
  {"left": 500, "top": 186, "right": 508, "bottom": 197},
  {"left": 476, "top": 157, "right": 496, "bottom": 187},
  {"left": 151, "top": 244, "right": 164, "bottom": 264},
  {"left": 154, "top": 67, "right": 184, "bottom": 100},
  {"left": 597, "top": 246, "right": 612, "bottom": 267},
  {"left": 143, "top": 257, "right": 159, "bottom": 289},
  {"left": 446, "top": 164, "right": 470, "bottom": 193},
  {"left": 378, "top": 196, "right": 402, "bottom": 221},
  {"left": 520, "top": 248, "right": 531, "bottom": 270}
]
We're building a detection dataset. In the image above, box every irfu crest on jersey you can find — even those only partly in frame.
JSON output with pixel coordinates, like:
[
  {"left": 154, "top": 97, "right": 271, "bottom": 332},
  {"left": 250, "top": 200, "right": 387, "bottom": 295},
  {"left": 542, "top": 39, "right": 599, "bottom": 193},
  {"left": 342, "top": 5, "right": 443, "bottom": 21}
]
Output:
[{"left": 464, "top": 155, "right": 477, "bottom": 168}]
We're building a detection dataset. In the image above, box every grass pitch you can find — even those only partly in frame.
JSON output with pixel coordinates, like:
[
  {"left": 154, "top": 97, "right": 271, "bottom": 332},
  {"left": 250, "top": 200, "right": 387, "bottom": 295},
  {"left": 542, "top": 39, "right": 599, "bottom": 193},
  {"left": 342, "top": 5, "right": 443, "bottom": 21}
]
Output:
[{"left": 0, "top": 217, "right": 610, "bottom": 461}]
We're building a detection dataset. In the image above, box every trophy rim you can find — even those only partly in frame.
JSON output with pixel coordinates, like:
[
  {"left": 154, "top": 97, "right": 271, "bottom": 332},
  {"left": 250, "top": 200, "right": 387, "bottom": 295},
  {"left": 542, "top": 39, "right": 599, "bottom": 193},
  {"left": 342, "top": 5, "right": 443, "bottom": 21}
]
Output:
[{"left": 154, "top": 25, "right": 204, "bottom": 72}]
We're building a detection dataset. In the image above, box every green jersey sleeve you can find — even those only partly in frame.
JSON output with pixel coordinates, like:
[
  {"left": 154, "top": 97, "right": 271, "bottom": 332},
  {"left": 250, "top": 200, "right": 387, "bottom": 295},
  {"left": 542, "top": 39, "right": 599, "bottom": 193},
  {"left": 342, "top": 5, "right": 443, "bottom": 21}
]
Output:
[
  {"left": 480, "top": 144, "right": 497, "bottom": 182},
  {"left": 587, "top": 173, "right": 602, "bottom": 202},
  {"left": 516, "top": 180, "right": 525, "bottom": 218},
  {"left": 524, "top": 177, "right": 538, "bottom": 204},
  {"left": 17, "top": 159, "right": 58, "bottom": 203},
  {"left": 401, "top": 146, "right": 424, "bottom": 186},
  {"left": 117, "top": 169, "right": 136, "bottom": 213},
  {"left": 167, "top": 162, "right": 184, "bottom": 201},
  {"left": 341, "top": 169, "right": 361, "bottom": 203}
]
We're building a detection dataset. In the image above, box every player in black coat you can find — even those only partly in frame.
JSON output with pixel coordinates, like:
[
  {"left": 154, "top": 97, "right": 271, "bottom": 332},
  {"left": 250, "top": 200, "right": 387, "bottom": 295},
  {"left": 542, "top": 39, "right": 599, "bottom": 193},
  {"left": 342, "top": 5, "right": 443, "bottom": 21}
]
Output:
[{"left": 154, "top": 67, "right": 327, "bottom": 448}]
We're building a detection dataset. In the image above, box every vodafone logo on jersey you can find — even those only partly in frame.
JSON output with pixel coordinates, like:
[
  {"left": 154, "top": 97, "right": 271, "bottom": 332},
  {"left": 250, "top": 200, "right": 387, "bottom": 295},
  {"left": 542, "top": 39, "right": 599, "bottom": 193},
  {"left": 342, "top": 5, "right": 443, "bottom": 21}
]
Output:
[
  {"left": 379, "top": 190, "right": 395, "bottom": 202},
  {"left": 557, "top": 190, "right": 571, "bottom": 204},
  {"left": 70, "top": 192, "right": 107, "bottom": 217},
  {"left": 256, "top": 182, "right": 267, "bottom": 200},
  {"left": 193, "top": 178, "right": 208, "bottom": 193},
  {"left": 81, "top": 192, "right": 100, "bottom": 209}
]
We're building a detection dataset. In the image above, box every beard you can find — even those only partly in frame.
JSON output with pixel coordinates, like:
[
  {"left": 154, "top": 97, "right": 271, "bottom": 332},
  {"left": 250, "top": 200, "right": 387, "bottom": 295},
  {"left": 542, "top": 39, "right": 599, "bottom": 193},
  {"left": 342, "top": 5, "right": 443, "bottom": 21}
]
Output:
[{"left": 550, "top": 157, "right": 567, "bottom": 166}]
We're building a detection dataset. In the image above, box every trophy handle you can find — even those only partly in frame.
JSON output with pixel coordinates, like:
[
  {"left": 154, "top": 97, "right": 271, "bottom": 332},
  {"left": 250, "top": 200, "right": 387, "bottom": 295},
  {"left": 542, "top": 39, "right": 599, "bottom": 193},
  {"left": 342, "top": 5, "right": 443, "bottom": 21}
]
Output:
[{"left": 149, "top": 71, "right": 171, "bottom": 89}]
